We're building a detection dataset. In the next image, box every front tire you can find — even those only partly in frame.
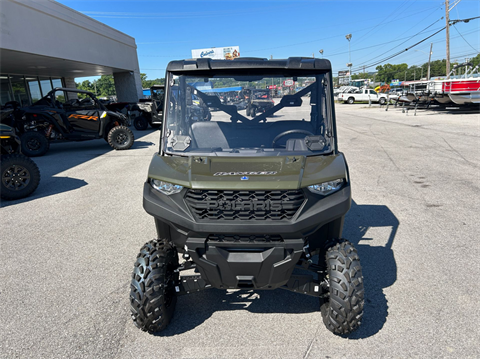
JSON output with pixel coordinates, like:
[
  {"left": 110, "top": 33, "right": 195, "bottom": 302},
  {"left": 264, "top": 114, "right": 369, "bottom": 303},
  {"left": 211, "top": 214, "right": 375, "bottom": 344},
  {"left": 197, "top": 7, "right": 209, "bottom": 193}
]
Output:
[
  {"left": 21, "top": 131, "right": 49, "bottom": 157},
  {"left": 130, "top": 239, "right": 179, "bottom": 333},
  {"left": 1, "top": 154, "right": 40, "bottom": 200},
  {"left": 134, "top": 115, "right": 149, "bottom": 131},
  {"left": 107, "top": 125, "right": 134, "bottom": 150},
  {"left": 321, "top": 240, "right": 364, "bottom": 335}
]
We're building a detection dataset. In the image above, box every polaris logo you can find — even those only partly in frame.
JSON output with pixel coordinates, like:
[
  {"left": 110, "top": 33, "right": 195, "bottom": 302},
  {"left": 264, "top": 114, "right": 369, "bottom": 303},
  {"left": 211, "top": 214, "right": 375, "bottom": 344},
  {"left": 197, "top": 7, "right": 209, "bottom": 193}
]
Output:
[
  {"left": 207, "top": 200, "right": 283, "bottom": 211},
  {"left": 213, "top": 171, "right": 277, "bottom": 176}
]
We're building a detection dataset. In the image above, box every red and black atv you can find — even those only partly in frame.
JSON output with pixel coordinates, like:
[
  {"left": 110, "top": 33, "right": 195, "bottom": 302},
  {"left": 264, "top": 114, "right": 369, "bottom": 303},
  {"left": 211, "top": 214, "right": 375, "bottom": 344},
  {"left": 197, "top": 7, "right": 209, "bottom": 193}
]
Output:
[{"left": 6, "top": 88, "right": 134, "bottom": 157}]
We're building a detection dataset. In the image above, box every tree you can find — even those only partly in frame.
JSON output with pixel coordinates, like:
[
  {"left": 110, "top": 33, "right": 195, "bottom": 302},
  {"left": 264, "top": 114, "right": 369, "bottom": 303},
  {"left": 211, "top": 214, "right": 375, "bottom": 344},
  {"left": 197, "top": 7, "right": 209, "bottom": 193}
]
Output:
[
  {"left": 141, "top": 73, "right": 165, "bottom": 89},
  {"left": 470, "top": 53, "right": 480, "bottom": 68},
  {"left": 75, "top": 76, "right": 115, "bottom": 97},
  {"left": 96, "top": 75, "right": 116, "bottom": 97},
  {"left": 76, "top": 80, "right": 94, "bottom": 93}
]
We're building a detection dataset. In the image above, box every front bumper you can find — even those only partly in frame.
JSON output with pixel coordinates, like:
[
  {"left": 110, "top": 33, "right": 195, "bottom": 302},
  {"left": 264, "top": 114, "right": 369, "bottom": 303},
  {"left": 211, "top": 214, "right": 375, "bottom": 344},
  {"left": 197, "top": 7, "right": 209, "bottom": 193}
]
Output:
[
  {"left": 143, "top": 183, "right": 351, "bottom": 289},
  {"left": 143, "top": 183, "right": 350, "bottom": 238}
]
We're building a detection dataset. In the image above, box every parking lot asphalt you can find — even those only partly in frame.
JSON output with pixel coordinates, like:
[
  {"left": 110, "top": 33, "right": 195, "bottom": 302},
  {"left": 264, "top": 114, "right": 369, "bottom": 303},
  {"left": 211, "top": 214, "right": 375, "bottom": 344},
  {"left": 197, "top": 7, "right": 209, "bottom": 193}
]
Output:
[{"left": 1, "top": 104, "right": 479, "bottom": 359}]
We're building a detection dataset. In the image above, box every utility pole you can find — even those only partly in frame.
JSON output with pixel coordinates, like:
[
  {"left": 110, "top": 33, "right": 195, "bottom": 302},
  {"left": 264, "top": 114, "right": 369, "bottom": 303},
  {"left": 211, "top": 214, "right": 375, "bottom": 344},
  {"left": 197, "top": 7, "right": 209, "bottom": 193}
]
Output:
[
  {"left": 445, "top": 0, "right": 450, "bottom": 78},
  {"left": 427, "top": 42, "right": 433, "bottom": 80}
]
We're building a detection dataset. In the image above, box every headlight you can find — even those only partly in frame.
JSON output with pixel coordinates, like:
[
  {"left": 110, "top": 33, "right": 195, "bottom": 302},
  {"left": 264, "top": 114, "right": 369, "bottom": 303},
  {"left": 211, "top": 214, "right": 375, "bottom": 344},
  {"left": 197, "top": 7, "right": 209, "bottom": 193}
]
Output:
[
  {"left": 150, "top": 179, "right": 183, "bottom": 195},
  {"left": 307, "top": 179, "right": 344, "bottom": 196}
]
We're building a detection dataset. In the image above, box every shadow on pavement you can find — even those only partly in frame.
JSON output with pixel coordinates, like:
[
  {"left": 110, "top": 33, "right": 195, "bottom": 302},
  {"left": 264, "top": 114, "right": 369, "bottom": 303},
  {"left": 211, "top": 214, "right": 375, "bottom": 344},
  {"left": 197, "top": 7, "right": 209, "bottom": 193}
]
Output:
[
  {"left": 343, "top": 200, "right": 399, "bottom": 339},
  {"left": 1, "top": 128, "right": 158, "bottom": 207},
  {"left": 156, "top": 200, "right": 399, "bottom": 338}
]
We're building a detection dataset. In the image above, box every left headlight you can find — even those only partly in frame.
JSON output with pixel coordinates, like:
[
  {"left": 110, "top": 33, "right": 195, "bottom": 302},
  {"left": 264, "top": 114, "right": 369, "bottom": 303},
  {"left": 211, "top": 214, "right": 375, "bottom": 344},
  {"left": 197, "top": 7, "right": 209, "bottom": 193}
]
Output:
[
  {"left": 150, "top": 179, "right": 183, "bottom": 195},
  {"left": 307, "top": 179, "right": 345, "bottom": 196}
]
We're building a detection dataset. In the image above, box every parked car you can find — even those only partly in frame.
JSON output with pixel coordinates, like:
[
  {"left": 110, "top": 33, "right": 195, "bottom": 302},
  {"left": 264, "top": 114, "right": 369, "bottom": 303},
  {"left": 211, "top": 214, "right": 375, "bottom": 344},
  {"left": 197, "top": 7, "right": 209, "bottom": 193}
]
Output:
[
  {"left": 338, "top": 88, "right": 389, "bottom": 104},
  {"left": 6, "top": 88, "right": 134, "bottom": 157}
]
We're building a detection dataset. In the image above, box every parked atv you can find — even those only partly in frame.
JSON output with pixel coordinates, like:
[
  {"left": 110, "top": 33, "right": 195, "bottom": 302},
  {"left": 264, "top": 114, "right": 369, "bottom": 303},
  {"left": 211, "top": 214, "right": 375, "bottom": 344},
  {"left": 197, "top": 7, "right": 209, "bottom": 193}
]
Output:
[
  {"left": 133, "top": 85, "right": 165, "bottom": 130},
  {"left": 131, "top": 57, "right": 364, "bottom": 336},
  {"left": 245, "top": 88, "right": 275, "bottom": 117},
  {"left": 8, "top": 88, "right": 134, "bottom": 157},
  {"left": 1, "top": 124, "right": 40, "bottom": 200}
]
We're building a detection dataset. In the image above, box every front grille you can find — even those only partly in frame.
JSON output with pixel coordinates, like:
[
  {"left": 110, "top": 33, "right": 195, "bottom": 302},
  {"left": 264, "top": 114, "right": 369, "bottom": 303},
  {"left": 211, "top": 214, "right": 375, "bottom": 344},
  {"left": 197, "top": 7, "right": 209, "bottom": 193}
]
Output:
[
  {"left": 208, "top": 234, "right": 284, "bottom": 243},
  {"left": 185, "top": 189, "right": 305, "bottom": 220}
]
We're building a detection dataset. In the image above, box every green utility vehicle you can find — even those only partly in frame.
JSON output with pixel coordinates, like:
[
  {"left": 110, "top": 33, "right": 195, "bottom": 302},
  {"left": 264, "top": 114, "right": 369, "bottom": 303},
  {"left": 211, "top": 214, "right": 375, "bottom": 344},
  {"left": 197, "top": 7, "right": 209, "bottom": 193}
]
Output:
[
  {"left": 1, "top": 124, "right": 40, "bottom": 200},
  {"left": 130, "top": 57, "right": 364, "bottom": 335},
  {"left": 134, "top": 85, "right": 165, "bottom": 130}
]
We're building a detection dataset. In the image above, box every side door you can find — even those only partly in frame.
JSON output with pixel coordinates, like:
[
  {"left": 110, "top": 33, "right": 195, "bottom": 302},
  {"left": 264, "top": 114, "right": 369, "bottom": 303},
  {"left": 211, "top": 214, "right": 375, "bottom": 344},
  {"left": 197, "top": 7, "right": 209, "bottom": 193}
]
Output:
[
  {"left": 63, "top": 91, "right": 101, "bottom": 134},
  {"left": 368, "top": 89, "right": 378, "bottom": 101}
]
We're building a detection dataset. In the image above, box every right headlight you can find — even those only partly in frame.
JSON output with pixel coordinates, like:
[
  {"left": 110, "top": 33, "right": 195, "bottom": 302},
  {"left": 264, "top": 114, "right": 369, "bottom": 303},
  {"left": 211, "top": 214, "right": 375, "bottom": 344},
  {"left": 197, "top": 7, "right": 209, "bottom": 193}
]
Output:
[
  {"left": 307, "top": 179, "right": 345, "bottom": 196},
  {"left": 150, "top": 179, "right": 183, "bottom": 195}
]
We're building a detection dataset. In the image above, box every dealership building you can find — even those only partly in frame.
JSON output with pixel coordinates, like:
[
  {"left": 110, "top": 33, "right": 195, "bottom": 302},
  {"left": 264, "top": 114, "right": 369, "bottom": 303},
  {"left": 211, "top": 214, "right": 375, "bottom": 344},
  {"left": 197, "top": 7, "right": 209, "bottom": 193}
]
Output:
[{"left": 0, "top": 0, "right": 143, "bottom": 106}]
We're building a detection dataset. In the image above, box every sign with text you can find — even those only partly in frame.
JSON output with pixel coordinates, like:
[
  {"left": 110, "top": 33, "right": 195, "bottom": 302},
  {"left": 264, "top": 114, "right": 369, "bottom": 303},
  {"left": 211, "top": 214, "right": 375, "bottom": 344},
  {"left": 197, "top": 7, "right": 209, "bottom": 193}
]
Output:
[{"left": 191, "top": 46, "right": 240, "bottom": 60}]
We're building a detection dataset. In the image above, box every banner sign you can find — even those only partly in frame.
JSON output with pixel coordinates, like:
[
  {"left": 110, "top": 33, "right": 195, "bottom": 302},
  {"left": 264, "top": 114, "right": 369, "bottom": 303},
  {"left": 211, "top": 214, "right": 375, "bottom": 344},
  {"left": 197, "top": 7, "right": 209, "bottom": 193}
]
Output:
[{"left": 191, "top": 46, "right": 240, "bottom": 60}]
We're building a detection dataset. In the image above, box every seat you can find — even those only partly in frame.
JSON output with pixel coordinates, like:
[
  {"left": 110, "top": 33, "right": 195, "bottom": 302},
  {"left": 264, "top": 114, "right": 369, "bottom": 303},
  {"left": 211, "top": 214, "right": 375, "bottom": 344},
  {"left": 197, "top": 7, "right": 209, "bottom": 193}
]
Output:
[{"left": 190, "top": 121, "right": 315, "bottom": 150}]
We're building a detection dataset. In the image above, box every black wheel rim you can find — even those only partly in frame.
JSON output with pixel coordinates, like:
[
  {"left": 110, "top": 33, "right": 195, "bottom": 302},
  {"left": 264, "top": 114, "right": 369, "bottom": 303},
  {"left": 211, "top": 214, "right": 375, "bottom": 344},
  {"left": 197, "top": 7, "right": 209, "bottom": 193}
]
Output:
[
  {"left": 27, "top": 138, "right": 41, "bottom": 151},
  {"left": 115, "top": 132, "right": 128, "bottom": 145},
  {"left": 2, "top": 165, "right": 30, "bottom": 190}
]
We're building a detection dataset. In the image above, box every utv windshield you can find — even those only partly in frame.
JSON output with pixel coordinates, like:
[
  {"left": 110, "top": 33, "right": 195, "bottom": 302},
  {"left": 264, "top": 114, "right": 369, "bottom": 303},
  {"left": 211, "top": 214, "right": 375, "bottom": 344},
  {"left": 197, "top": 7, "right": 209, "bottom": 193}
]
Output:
[{"left": 163, "top": 73, "right": 334, "bottom": 156}]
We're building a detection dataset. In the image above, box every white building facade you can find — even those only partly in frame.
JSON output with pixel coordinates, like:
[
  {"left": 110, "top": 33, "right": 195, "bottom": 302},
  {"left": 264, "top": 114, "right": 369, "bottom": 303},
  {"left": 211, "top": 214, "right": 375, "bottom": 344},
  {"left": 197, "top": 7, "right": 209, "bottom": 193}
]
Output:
[{"left": 0, "top": 0, "right": 143, "bottom": 105}]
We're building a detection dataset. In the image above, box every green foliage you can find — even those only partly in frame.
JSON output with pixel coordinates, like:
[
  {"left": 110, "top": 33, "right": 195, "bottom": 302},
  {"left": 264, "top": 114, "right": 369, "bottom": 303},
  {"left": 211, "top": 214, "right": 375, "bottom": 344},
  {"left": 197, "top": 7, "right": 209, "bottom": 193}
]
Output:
[
  {"left": 141, "top": 73, "right": 165, "bottom": 89},
  {"left": 76, "top": 75, "right": 116, "bottom": 97},
  {"left": 468, "top": 53, "right": 480, "bottom": 68}
]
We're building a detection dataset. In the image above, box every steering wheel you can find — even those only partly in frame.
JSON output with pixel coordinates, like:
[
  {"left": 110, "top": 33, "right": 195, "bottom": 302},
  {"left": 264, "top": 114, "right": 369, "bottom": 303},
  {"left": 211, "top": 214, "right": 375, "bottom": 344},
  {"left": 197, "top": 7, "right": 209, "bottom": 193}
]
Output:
[{"left": 272, "top": 130, "right": 314, "bottom": 147}]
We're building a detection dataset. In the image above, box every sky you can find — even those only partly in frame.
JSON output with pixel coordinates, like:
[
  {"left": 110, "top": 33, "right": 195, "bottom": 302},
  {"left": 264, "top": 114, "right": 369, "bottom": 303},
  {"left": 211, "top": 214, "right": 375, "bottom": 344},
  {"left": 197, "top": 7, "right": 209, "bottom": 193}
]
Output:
[{"left": 57, "top": 0, "right": 480, "bottom": 82}]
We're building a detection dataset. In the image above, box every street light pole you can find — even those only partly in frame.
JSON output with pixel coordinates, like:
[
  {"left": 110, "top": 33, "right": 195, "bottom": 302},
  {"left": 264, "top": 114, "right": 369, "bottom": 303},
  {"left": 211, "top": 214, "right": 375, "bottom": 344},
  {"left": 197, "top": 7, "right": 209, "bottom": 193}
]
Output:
[{"left": 345, "top": 34, "right": 352, "bottom": 83}]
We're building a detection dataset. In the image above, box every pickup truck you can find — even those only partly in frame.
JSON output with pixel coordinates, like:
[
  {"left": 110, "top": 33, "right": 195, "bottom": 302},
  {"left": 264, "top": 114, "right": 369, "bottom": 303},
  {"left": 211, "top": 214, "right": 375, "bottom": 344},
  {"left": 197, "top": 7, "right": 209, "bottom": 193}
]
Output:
[{"left": 338, "top": 88, "right": 389, "bottom": 105}]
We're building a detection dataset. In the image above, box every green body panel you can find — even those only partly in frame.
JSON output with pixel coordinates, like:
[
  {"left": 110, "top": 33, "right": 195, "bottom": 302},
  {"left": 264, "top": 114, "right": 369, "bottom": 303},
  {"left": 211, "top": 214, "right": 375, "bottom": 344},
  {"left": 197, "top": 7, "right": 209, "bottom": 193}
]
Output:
[{"left": 148, "top": 153, "right": 348, "bottom": 190}]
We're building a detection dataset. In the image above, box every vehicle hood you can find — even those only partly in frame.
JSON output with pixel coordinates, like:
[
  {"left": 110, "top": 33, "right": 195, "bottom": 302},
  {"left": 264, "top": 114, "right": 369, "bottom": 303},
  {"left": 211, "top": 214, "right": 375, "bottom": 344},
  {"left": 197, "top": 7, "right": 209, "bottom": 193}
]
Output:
[{"left": 148, "top": 154, "right": 348, "bottom": 190}]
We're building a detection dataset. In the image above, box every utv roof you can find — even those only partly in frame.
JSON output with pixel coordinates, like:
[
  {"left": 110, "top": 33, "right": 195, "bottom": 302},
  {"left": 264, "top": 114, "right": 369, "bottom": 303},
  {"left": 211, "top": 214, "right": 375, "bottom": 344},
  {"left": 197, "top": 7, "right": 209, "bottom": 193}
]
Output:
[{"left": 166, "top": 57, "right": 331, "bottom": 72}]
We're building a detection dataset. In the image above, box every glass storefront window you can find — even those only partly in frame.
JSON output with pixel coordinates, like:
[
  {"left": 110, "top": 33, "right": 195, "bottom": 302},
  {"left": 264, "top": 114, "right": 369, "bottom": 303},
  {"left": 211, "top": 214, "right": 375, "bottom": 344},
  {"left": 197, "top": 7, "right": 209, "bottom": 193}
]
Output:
[
  {"left": 40, "top": 77, "right": 53, "bottom": 96},
  {"left": 28, "top": 78, "right": 42, "bottom": 103},
  {"left": 0, "top": 74, "right": 12, "bottom": 106},
  {"left": 52, "top": 78, "right": 63, "bottom": 89},
  {"left": 9, "top": 75, "right": 30, "bottom": 107}
]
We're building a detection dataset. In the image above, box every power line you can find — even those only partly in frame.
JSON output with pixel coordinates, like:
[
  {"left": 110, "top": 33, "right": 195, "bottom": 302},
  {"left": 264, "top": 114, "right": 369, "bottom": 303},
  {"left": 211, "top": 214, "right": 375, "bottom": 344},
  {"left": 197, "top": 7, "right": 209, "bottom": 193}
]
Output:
[
  {"left": 452, "top": 24, "right": 480, "bottom": 52},
  {"left": 242, "top": 4, "right": 444, "bottom": 54},
  {"left": 349, "top": 16, "right": 479, "bottom": 72}
]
